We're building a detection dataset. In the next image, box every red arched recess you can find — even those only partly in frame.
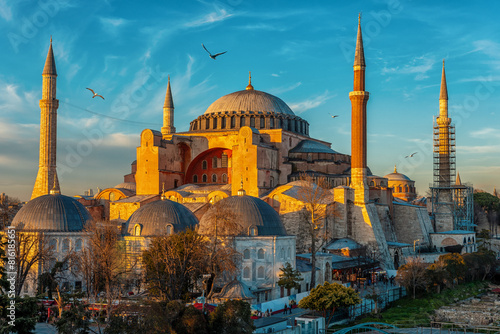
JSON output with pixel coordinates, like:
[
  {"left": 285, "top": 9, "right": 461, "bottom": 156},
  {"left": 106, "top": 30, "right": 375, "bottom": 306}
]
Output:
[{"left": 185, "top": 148, "right": 232, "bottom": 185}]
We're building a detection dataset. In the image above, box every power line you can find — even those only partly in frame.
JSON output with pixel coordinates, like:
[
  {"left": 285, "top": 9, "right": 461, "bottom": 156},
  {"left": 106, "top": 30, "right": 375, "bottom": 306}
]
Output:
[{"left": 59, "top": 101, "right": 159, "bottom": 126}]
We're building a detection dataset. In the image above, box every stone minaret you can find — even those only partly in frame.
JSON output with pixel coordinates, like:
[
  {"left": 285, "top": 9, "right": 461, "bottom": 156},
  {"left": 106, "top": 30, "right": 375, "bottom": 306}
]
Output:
[
  {"left": 436, "top": 60, "right": 452, "bottom": 187},
  {"left": 349, "top": 14, "right": 370, "bottom": 204},
  {"left": 161, "top": 76, "right": 175, "bottom": 136},
  {"left": 31, "top": 38, "right": 60, "bottom": 200}
]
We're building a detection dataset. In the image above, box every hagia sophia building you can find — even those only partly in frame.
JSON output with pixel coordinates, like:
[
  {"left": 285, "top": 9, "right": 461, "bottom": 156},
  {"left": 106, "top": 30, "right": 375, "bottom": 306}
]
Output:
[{"left": 9, "top": 17, "right": 477, "bottom": 299}]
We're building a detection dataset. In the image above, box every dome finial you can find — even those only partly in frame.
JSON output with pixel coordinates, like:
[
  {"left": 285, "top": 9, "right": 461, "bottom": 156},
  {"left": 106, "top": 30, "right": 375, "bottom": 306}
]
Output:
[
  {"left": 238, "top": 177, "right": 246, "bottom": 196},
  {"left": 161, "top": 182, "right": 166, "bottom": 200},
  {"left": 50, "top": 178, "right": 60, "bottom": 195},
  {"left": 246, "top": 71, "right": 254, "bottom": 90},
  {"left": 394, "top": 164, "right": 397, "bottom": 173}
]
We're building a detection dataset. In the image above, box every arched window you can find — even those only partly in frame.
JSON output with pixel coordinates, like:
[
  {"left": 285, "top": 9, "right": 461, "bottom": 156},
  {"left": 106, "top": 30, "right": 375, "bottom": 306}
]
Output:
[
  {"left": 202, "top": 160, "right": 207, "bottom": 170},
  {"left": 212, "top": 174, "right": 217, "bottom": 183},
  {"left": 231, "top": 116, "right": 235, "bottom": 128},
  {"left": 240, "top": 117, "right": 245, "bottom": 127},
  {"left": 62, "top": 239, "right": 70, "bottom": 252},
  {"left": 212, "top": 157, "right": 218, "bottom": 168},
  {"left": 287, "top": 247, "right": 291, "bottom": 259},
  {"left": 75, "top": 239, "right": 83, "bottom": 252},
  {"left": 243, "top": 267, "right": 250, "bottom": 279},
  {"left": 222, "top": 174, "right": 228, "bottom": 183},
  {"left": 260, "top": 117, "right": 265, "bottom": 128},
  {"left": 257, "top": 266, "right": 265, "bottom": 279},
  {"left": 221, "top": 117, "right": 226, "bottom": 129},
  {"left": 258, "top": 249, "right": 265, "bottom": 260},
  {"left": 166, "top": 224, "right": 173, "bottom": 235},
  {"left": 369, "top": 181, "right": 375, "bottom": 187},
  {"left": 250, "top": 117, "right": 255, "bottom": 128},
  {"left": 270, "top": 176, "right": 274, "bottom": 188},
  {"left": 193, "top": 175, "right": 198, "bottom": 183},
  {"left": 134, "top": 224, "right": 141, "bottom": 236},
  {"left": 50, "top": 239, "right": 58, "bottom": 252},
  {"left": 404, "top": 185, "right": 408, "bottom": 192},
  {"left": 205, "top": 118, "right": 210, "bottom": 129},
  {"left": 213, "top": 118, "right": 217, "bottom": 129},
  {"left": 280, "top": 248, "right": 285, "bottom": 259},
  {"left": 250, "top": 226, "right": 257, "bottom": 236},
  {"left": 202, "top": 174, "right": 207, "bottom": 182},
  {"left": 243, "top": 249, "right": 250, "bottom": 259},
  {"left": 270, "top": 118, "right": 274, "bottom": 128}
]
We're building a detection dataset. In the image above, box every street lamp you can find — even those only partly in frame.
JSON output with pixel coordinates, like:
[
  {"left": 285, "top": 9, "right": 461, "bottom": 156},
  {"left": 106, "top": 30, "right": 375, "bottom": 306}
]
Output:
[
  {"left": 201, "top": 274, "right": 211, "bottom": 313},
  {"left": 413, "top": 239, "right": 420, "bottom": 253}
]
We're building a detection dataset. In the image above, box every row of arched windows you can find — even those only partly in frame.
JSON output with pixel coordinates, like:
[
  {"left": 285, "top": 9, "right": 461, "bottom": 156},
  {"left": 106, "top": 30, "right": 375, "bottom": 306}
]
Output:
[
  {"left": 243, "top": 265, "right": 266, "bottom": 279},
  {"left": 190, "top": 115, "right": 309, "bottom": 135},
  {"left": 50, "top": 238, "right": 83, "bottom": 252},
  {"left": 193, "top": 173, "right": 228, "bottom": 183}
]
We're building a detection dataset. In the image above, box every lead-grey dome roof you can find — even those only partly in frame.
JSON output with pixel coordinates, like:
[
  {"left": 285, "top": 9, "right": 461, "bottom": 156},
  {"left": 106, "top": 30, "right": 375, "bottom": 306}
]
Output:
[
  {"left": 199, "top": 195, "right": 287, "bottom": 236},
  {"left": 126, "top": 199, "right": 198, "bottom": 236},
  {"left": 204, "top": 89, "right": 295, "bottom": 116},
  {"left": 290, "top": 140, "right": 338, "bottom": 154},
  {"left": 11, "top": 194, "right": 92, "bottom": 232}
]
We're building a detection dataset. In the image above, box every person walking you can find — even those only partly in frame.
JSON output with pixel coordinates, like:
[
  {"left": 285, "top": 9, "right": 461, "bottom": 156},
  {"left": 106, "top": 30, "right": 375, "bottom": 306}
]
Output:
[{"left": 284, "top": 303, "right": 288, "bottom": 315}]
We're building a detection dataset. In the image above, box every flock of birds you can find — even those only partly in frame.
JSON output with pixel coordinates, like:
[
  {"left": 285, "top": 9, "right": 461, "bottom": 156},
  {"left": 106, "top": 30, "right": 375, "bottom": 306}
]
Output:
[{"left": 84, "top": 43, "right": 419, "bottom": 161}]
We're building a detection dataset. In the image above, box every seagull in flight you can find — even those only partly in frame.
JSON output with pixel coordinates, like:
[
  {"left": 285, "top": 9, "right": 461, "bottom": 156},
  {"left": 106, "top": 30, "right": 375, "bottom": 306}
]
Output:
[
  {"left": 405, "top": 152, "right": 418, "bottom": 158},
  {"left": 86, "top": 88, "right": 105, "bottom": 100},
  {"left": 329, "top": 113, "right": 339, "bottom": 119},
  {"left": 202, "top": 43, "right": 227, "bottom": 60}
]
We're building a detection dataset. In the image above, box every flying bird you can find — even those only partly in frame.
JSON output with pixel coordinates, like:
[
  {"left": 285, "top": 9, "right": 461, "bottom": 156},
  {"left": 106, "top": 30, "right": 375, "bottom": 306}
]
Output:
[
  {"left": 329, "top": 113, "right": 339, "bottom": 119},
  {"left": 202, "top": 43, "right": 227, "bottom": 60},
  {"left": 405, "top": 152, "right": 418, "bottom": 158},
  {"left": 86, "top": 88, "right": 105, "bottom": 100}
]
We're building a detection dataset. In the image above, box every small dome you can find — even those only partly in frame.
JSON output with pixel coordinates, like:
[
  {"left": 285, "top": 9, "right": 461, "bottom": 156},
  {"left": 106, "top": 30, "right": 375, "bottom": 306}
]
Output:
[
  {"left": 127, "top": 199, "right": 198, "bottom": 236},
  {"left": 11, "top": 194, "right": 92, "bottom": 232},
  {"left": 114, "top": 182, "right": 136, "bottom": 192},
  {"left": 290, "top": 140, "right": 338, "bottom": 154},
  {"left": 384, "top": 166, "right": 412, "bottom": 181},
  {"left": 213, "top": 279, "right": 255, "bottom": 300},
  {"left": 199, "top": 195, "right": 286, "bottom": 236},
  {"left": 204, "top": 89, "right": 295, "bottom": 116}
]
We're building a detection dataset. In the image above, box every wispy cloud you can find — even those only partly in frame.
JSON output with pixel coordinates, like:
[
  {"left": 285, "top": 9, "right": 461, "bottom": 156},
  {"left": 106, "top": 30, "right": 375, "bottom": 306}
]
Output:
[
  {"left": 0, "top": 82, "right": 38, "bottom": 115},
  {"left": 289, "top": 91, "right": 333, "bottom": 114},
  {"left": 237, "top": 23, "right": 286, "bottom": 32},
  {"left": 457, "top": 145, "right": 500, "bottom": 154},
  {"left": 0, "top": 0, "right": 13, "bottom": 21},
  {"left": 381, "top": 55, "right": 435, "bottom": 81},
  {"left": 100, "top": 17, "right": 131, "bottom": 36},
  {"left": 268, "top": 82, "right": 302, "bottom": 95},
  {"left": 185, "top": 8, "right": 233, "bottom": 27},
  {"left": 469, "top": 127, "right": 500, "bottom": 139}
]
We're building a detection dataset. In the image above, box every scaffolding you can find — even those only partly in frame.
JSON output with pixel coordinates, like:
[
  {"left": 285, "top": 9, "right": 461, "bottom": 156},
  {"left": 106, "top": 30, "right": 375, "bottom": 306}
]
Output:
[
  {"left": 433, "top": 119, "right": 456, "bottom": 187},
  {"left": 430, "top": 118, "right": 474, "bottom": 231},
  {"left": 430, "top": 184, "right": 474, "bottom": 231}
]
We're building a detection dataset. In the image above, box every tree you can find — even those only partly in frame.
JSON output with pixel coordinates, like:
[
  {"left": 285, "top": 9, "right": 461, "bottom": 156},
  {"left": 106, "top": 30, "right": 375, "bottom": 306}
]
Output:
[
  {"left": 463, "top": 250, "right": 497, "bottom": 281},
  {"left": 296, "top": 174, "right": 337, "bottom": 289},
  {"left": 277, "top": 262, "right": 303, "bottom": 293},
  {"left": 55, "top": 300, "right": 95, "bottom": 334},
  {"left": 75, "top": 220, "right": 133, "bottom": 322},
  {"left": 0, "top": 193, "right": 21, "bottom": 230},
  {"left": 439, "top": 253, "right": 467, "bottom": 285},
  {"left": 208, "top": 300, "right": 254, "bottom": 334},
  {"left": 396, "top": 257, "right": 428, "bottom": 299},
  {"left": 198, "top": 202, "right": 242, "bottom": 298},
  {"left": 298, "top": 282, "right": 361, "bottom": 328},
  {"left": 426, "top": 258, "right": 449, "bottom": 293},
  {"left": 0, "top": 295, "right": 39, "bottom": 334},
  {"left": 142, "top": 229, "right": 208, "bottom": 301},
  {"left": 11, "top": 230, "right": 53, "bottom": 295}
]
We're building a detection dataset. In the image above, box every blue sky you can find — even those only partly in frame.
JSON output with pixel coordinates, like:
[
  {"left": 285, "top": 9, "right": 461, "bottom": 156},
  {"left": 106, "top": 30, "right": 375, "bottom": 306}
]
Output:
[{"left": 1, "top": 0, "right": 499, "bottom": 201}]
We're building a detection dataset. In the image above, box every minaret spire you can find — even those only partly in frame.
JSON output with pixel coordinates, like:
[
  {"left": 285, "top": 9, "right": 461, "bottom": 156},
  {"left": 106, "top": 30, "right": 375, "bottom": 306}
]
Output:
[
  {"left": 32, "top": 38, "right": 60, "bottom": 199},
  {"left": 354, "top": 13, "right": 365, "bottom": 68},
  {"left": 349, "top": 14, "right": 370, "bottom": 204},
  {"left": 440, "top": 59, "right": 448, "bottom": 101},
  {"left": 161, "top": 75, "right": 176, "bottom": 136}
]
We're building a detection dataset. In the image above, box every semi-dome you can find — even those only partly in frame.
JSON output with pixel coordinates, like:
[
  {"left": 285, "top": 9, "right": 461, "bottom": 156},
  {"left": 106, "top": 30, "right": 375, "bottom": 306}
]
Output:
[
  {"left": 199, "top": 194, "right": 287, "bottom": 236},
  {"left": 126, "top": 199, "right": 198, "bottom": 236},
  {"left": 11, "top": 194, "right": 92, "bottom": 232},
  {"left": 114, "top": 182, "right": 136, "bottom": 192},
  {"left": 204, "top": 89, "right": 295, "bottom": 116},
  {"left": 290, "top": 139, "right": 338, "bottom": 154}
]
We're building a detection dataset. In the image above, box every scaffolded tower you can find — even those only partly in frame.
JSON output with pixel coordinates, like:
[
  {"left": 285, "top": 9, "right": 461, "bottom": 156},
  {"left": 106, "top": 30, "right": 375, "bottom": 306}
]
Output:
[{"left": 430, "top": 61, "right": 474, "bottom": 232}]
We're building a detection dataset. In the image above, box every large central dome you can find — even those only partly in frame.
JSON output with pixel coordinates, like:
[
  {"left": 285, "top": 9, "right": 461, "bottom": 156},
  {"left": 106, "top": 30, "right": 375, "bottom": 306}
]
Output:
[
  {"left": 189, "top": 82, "right": 309, "bottom": 136},
  {"left": 204, "top": 89, "right": 295, "bottom": 116}
]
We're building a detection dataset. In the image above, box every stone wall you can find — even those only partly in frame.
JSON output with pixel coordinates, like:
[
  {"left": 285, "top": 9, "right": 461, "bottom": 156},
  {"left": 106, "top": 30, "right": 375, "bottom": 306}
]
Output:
[{"left": 433, "top": 293, "right": 500, "bottom": 326}]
